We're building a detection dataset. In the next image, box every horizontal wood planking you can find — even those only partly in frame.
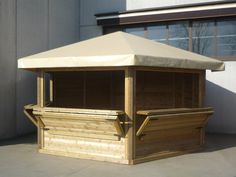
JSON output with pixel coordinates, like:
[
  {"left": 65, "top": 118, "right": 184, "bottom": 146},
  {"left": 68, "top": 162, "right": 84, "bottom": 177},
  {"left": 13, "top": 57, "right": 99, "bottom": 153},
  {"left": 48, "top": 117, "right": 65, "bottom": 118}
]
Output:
[
  {"left": 52, "top": 71, "right": 124, "bottom": 110},
  {"left": 46, "top": 129, "right": 120, "bottom": 141},
  {"left": 135, "top": 108, "right": 212, "bottom": 158},
  {"left": 42, "top": 132, "right": 126, "bottom": 161},
  {"left": 136, "top": 71, "right": 200, "bottom": 110},
  {"left": 136, "top": 128, "right": 201, "bottom": 157},
  {"left": 39, "top": 149, "right": 129, "bottom": 164}
]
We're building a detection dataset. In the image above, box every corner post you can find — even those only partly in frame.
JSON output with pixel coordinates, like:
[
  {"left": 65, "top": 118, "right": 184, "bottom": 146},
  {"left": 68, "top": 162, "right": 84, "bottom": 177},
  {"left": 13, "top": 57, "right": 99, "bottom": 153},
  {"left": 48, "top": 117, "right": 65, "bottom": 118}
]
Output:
[
  {"left": 124, "top": 67, "right": 136, "bottom": 164},
  {"left": 37, "top": 70, "right": 45, "bottom": 149}
]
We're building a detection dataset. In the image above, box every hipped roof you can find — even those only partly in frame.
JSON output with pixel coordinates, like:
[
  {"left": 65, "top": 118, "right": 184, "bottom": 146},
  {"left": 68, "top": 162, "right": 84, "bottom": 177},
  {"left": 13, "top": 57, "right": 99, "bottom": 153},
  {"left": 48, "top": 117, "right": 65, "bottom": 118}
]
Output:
[{"left": 18, "top": 31, "right": 224, "bottom": 71}]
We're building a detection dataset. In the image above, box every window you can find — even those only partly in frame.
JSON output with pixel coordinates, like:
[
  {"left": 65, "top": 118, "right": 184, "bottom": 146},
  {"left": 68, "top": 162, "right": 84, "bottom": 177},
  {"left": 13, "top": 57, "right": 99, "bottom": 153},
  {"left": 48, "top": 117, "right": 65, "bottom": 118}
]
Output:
[
  {"left": 217, "top": 19, "right": 236, "bottom": 57},
  {"left": 125, "top": 27, "right": 145, "bottom": 37},
  {"left": 105, "top": 17, "right": 236, "bottom": 60},
  {"left": 192, "top": 20, "right": 215, "bottom": 56},
  {"left": 147, "top": 24, "right": 167, "bottom": 43},
  {"left": 168, "top": 21, "right": 189, "bottom": 50}
]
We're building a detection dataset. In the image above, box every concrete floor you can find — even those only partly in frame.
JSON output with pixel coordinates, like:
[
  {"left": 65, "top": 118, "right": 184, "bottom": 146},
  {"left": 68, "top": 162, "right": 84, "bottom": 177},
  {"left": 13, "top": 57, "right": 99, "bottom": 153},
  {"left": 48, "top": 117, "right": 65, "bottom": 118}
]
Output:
[{"left": 0, "top": 133, "right": 236, "bottom": 177}]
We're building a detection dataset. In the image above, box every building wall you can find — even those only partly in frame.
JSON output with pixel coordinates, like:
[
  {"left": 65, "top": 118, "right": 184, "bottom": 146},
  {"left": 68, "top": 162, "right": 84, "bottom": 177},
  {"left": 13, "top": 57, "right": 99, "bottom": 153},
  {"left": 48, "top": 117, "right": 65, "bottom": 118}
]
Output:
[
  {"left": 206, "top": 62, "right": 236, "bottom": 134},
  {"left": 0, "top": 0, "right": 80, "bottom": 139},
  {"left": 16, "top": 0, "right": 79, "bottom": 136},
  {"left": 79, "top": 0, "right": 126, "bottom": 41},
  {"left": 0, "top": 0, "right": 17, "bottom": 139}
]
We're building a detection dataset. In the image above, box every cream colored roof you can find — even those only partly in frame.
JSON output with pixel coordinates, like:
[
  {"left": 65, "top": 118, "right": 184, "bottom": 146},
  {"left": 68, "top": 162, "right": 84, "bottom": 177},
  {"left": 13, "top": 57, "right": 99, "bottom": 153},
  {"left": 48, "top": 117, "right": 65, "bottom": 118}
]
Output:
[{"left": 18, "top": 31, "right": 224, "bottom": 71}]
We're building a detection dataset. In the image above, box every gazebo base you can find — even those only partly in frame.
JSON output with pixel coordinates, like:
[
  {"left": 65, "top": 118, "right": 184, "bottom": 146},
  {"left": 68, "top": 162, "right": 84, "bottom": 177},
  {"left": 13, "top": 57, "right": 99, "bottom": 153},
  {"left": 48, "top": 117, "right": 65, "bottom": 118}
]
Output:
[{"left": 25, "top": 105, "right": 212, "bottom": 164}]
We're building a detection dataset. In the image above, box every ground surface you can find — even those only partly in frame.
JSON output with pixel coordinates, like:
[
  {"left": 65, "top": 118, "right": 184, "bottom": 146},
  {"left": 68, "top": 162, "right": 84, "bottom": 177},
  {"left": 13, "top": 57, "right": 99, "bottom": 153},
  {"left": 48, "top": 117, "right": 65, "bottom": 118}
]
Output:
[{"left": 0, "top": 133, "right": 236, "bottom": 177}]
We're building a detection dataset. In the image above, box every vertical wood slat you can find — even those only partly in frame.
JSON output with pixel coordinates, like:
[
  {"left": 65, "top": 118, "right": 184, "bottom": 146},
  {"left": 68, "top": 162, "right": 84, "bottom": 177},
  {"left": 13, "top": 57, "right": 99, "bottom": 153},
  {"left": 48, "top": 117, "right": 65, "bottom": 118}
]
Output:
[
  {"left": 198, "top": 71, "right": 205, "bottom": 107},
  {"left": 37, "top": 70, "right": 45, "bottom": 149},
  {"left": 49, "top": 74, "right": 53, "bottom": 103},
  {"left": 83, "top": 71, "right": 86, "bottom": 108},
  {"left": 125, "top": 67, "right": 136, "bottom": 163},
  {"left": 198, "top": 70, "right": 206, "bottom": 146}
]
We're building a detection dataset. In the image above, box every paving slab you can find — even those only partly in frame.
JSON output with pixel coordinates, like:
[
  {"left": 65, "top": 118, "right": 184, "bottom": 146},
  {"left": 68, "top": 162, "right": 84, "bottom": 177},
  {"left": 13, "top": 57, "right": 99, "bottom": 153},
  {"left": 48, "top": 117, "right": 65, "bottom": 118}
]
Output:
[{"left": 0, "top": 133, "right": 236, "bottom": 177}]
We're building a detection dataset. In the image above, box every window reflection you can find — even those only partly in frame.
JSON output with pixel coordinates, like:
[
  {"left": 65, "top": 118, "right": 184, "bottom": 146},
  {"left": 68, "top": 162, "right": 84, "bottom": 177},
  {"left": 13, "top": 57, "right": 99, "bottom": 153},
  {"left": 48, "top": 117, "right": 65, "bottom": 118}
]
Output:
[
  {"left": 125, "top": 27, "right": 145, "bottom": 37},
  {"left": 147, "top": 25, "right": 167, "bottom": 44},
  {"left": 168, "top": 21, "right": 189, "bottom": 50},
  {"left": 192, "top": 21, "right": 215, "bottom": 56},
  {"left": 217, "top": 19, "right": 236, "bottom": 56},
  {"left": 123, "top": 17, "right": 236, "bottom": 59}
]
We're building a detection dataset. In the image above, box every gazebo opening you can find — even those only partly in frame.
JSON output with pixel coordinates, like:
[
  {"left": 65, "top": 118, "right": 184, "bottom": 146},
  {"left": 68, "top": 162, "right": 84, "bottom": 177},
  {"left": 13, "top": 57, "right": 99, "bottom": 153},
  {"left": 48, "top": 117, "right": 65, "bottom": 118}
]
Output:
[{"left": 49, "top": 71, "right": 124, "bottom": 110}]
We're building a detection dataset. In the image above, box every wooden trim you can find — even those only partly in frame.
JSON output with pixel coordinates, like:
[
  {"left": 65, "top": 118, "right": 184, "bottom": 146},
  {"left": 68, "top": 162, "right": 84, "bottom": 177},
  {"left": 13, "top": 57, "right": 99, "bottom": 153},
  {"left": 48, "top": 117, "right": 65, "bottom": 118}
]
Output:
[
  {"left": 43, "top": 67, "right": 125, "bottom": 72},
  {"left": 136, "top": 117, "right": 150, "bottom": 136},
  {"left": 49, "top": 74, "right": 53, "bottom": 103},
  {"left": 124, "top": 67, "right": 136, "bottom": 161},
  {"left": 37, "top": 70, "right": 45, "bottom": 107},
  {"left": 23, "top": 105, "right": 38, "bottom": 127},
  {"left": 37, "top": 70, "right": 45, "bottom": 149},
  {"left": 134, "top": 66, "right": 203, "bottom": 74},
  {"left": 137, "top": 107, "right": 213, "bottom": 116}
]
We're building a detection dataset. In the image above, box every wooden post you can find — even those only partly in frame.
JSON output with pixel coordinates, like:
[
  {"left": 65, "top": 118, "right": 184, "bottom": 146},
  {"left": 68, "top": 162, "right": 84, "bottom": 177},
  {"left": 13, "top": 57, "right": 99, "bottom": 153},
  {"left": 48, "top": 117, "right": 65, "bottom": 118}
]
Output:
[
  {"left": 37, "top": 70, "right": 45, "bottom": 149},
  {"left": 124, "top": 67, "right": 136, "bottom": 164},
  {"left": 49, "top": 74, "right": 53, "bottom": 103}
]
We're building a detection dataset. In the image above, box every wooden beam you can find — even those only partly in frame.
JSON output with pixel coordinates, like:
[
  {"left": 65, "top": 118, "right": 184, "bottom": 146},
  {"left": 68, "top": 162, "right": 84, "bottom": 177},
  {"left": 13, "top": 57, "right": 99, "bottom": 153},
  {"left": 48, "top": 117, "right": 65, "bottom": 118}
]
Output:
[
  {"left": 124, "top": 67, "right": 136, "bottom": 163},
  {"left": 49, "top": 73, "right": 53, "bottom": 103},
  {"left": 37, "top": 70, "right": 45, "bottom": 107}
]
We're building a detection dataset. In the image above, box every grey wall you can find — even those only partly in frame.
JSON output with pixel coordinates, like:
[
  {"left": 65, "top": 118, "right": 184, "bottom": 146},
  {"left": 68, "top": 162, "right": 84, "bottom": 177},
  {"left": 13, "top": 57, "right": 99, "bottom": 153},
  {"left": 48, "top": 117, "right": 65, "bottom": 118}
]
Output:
[
  {"left": 206, "top": 62, "right": 236, "bottom": 134},
  {"left": 79, "top": 0, "right": 126, "bottom": 41},
  {"left": 0, "top": 0, "right": 80, "bottom": 139},
  {"left": 16, "top": 0, "right": 80, "bottom": 136},
  {"left": 0, "top": 0, "right": 17, "bottom": 139}
]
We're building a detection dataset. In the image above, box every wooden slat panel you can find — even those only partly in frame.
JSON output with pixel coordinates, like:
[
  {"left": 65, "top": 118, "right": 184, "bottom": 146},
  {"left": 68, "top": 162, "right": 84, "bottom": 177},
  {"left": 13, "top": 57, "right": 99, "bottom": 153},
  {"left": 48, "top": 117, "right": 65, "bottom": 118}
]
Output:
[
  {"left": 43, "top": 132, "right": 125, "bottom": 155},
  {"left": 46, "top": 129, "right": 119, "bottom": 141},
  {"left": 53, "top": 71, "right": 124, "bottom": 110},
  {"left": 136, "top": 127, "right": 201, "bottom": 157},
  {"left": 135, "top": 108, "right": 212, "bottom": 158},
  {"left": 136, "top": 71, "right": 201, "bottom": 110},
  {"left": 32, "top": 106, "right": 125, "bottom": 141}
]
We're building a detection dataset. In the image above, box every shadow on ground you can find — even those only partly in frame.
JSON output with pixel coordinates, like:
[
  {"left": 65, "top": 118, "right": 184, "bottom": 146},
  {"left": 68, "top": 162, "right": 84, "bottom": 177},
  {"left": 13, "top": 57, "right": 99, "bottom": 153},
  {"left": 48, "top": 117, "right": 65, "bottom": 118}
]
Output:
[
  {"left": 0, "top": 133, "right": 36, "bottom": 146},
  {"left": 204, "top": 133, "right": 236, "bottom": 152}
]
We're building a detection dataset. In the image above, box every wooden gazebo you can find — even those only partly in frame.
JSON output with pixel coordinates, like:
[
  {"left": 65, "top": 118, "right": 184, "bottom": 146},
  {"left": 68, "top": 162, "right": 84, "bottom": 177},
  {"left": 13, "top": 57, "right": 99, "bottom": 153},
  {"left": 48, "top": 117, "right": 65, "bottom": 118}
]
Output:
[{"left": 18, "top": 32, "right": 224, "bottom": 164}]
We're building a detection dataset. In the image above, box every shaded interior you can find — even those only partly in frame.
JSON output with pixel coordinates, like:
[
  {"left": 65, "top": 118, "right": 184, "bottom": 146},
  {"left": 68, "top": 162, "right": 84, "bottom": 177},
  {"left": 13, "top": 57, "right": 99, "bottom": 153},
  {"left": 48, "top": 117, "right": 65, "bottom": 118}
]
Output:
[{"left": 48, "top": 70, "right": 199, "bottom": 110}]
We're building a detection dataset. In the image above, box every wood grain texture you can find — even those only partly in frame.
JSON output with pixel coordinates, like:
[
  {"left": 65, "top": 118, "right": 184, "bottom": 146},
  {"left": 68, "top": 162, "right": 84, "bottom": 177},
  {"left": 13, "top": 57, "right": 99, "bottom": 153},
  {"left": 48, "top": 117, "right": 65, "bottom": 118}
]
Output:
[
  {"left": 135, "top": 108, "right": 213, "bottom": 158},
  {"left": 125, "top": 68, "right": 136, "bottom": 162}
]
